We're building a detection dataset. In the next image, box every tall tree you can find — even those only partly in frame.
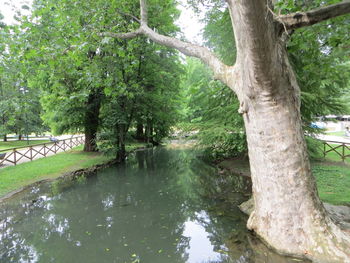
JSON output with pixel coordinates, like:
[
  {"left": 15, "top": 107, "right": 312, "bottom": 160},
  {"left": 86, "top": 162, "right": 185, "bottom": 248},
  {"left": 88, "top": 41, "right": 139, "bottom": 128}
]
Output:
[
  {"left": 102, "top": 0, "right": 350, "bottom": 261},
  {"left": 0, "top": 23, "right": 45, "bottom": 140},
  {"left": 26, "top": 0, "right": 109, "bottom": 151}
]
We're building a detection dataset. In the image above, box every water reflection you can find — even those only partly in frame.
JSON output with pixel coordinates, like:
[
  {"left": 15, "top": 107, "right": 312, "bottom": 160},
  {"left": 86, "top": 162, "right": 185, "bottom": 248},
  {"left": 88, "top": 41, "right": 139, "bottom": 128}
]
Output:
[
  {"left": 0, "top": 147, "right": 308, "bottom": 263},
  {"left": 183, "top": 213, "right": 223, "bottom": 263}
]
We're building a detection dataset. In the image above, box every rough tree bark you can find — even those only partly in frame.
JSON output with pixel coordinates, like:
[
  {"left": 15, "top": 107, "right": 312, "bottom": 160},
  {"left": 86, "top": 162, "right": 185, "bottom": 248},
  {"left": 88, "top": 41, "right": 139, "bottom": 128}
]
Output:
[{"left": 102, "top": 0, "right": 350, "bottom": 261}]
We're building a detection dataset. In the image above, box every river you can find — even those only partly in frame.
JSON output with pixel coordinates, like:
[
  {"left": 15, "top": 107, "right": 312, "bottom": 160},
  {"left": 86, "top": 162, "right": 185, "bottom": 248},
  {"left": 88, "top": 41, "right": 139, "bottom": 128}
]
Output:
[{"left": 0, "top": 147, "right": 308, "bottom": 262}]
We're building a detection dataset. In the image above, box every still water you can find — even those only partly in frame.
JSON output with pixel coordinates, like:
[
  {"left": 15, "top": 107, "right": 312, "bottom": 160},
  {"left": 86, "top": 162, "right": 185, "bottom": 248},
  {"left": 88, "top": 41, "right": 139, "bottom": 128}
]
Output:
[{"left": 0, "top": 148, "right": 307, "bottom": 263}]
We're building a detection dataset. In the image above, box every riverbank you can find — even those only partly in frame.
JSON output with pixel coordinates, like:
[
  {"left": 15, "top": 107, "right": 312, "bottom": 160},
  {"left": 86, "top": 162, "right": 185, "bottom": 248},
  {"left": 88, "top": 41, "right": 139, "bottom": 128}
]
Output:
[
  {"left": 218, "top": 158, "right": 350, "bottom": 206},
  {"left": 0, "top": 143, "right": 146, "bottom": 200}
]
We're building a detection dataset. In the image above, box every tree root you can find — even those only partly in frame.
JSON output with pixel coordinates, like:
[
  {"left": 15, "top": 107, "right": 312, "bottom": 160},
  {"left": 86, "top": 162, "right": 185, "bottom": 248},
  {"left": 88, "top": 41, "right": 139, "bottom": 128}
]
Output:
[{"left": 239, "top": 198, "right": 350, "bottom": 262}]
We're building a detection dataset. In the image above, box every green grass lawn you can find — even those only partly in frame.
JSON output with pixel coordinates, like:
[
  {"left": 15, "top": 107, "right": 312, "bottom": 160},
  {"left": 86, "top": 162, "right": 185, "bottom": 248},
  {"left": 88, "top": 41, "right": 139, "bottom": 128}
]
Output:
[
  {"left": 312, "top": 163, "right": 350, "bottom": 205},
  {"left": 323, "top": 143, "right": 350, "bottom": 164},
  {"left": 0, "top": 140, "right": 50, "bottom": 151},
  {"left": 0, "top": 146, "right": 113, "bottom": 197}
]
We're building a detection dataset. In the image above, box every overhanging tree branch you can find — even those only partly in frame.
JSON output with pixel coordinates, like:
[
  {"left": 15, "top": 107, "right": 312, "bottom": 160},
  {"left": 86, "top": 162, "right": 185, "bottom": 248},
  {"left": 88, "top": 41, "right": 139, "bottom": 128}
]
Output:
[
  {"left": 100, "top": 28, "right": 143, "bottom": 39},
  {"left": 278, "top": 1, "right": 350, "bottom": 30},
  {"left": 140, "top": 25, "right": 234, "bottom": 87},
  {"left": 99, "top": 0, "right": 237, "bottom": 91}
]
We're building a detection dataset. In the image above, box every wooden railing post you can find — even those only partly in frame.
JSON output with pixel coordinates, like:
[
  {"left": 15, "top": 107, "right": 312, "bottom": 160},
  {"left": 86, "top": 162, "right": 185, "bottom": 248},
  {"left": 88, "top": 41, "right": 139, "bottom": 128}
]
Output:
[
  {"left": 342, "top": 143, "right": 345, "bottom": 162},
  {"left": 14, "top": 149, "right": 17, "bottom": 165}
]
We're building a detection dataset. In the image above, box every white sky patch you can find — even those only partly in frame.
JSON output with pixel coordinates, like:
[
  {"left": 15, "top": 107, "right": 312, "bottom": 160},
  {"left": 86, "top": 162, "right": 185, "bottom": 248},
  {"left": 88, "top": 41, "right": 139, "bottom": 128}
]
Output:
[
  {"left": 183, "top": 215, "right": 225, "bottom": 263},
  {"left": 176, "top": 0, "right": 205, "bottom": 45},
  {"left": 0, "top": 0, "right": 32, "bottom": 25}
]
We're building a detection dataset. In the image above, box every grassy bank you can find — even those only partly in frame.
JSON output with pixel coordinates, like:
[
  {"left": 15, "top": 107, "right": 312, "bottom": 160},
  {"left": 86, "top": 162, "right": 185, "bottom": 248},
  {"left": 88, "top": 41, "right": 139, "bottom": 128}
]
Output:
[
  {"left": 219, "top": 158, "right": 350, "bottom": 206},
  {"left": 312, "top": 163, "right": 350, "bottom": 205},
  {"left": 0, "top": 143, "right": 145, "bottom": 198},
  {"left": 0, "top": 140, "right": 50, "bottom": 151},
  {"left": 323, "top": 143, "right": 350, "bottom": 164}
]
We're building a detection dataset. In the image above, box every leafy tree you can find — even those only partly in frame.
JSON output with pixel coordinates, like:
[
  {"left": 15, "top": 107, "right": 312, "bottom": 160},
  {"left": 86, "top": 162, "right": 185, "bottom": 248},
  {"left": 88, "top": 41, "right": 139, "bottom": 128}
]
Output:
[
  {"left": 25, "top": 0, "right": 182, "bottom": 157},
  {"left": 0, "top": 22, "right": 45, "bottom": 141},
  {"left": 25, "top": 0, "right": 109, "bottom": 151}
]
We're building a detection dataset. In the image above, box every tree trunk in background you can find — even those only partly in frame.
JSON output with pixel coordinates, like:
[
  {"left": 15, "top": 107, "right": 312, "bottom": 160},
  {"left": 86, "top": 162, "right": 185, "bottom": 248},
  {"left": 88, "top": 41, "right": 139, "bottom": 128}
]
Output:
[
  {"left": 18, "top": 134, "right": 22, "bottom": 141},
  {"left": 83, "top": 88, "right": 102, "bottom": 152},
  {"left": 225, "top": 0, "right": 350, "bottom": 261},
  {"left": 3, "top": 135, "right": 7, "bottom": 142},
  {"left": 136, "top": 122, "right": 144, "bottom": 141},
  {"left": 145, "top": 118, "right": 153, "bottom": 144},
  {"left": 116, "top": 123, "right": 126, "bottom": 162},
  {"left": 84, "top": 128, "right": 97, "bottom": 152}
]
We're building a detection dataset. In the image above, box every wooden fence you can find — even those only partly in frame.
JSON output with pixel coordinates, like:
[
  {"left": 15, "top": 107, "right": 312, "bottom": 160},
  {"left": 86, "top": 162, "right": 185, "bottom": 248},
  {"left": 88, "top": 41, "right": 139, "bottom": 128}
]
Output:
[
  {"left": 323, "top": 140, "right": 350, "bottom": 162},
  {"left": 0, "top": 136, "right": 85, "bottom": 166}
]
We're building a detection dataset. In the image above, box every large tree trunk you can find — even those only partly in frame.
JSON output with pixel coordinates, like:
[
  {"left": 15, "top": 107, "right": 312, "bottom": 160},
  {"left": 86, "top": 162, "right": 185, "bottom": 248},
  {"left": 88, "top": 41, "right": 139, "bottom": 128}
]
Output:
[
  {"left": 227, "top": 1, "right": 350, "bottom": 261},
  {"left": 84, "top": 128, "right": 98, "bottom": 152},
  {"left": 83, "top": 88, "right": 102, "bottom": 152},
  {"left": 3, "top": 135, "right": 7, "bottom": 142}
]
